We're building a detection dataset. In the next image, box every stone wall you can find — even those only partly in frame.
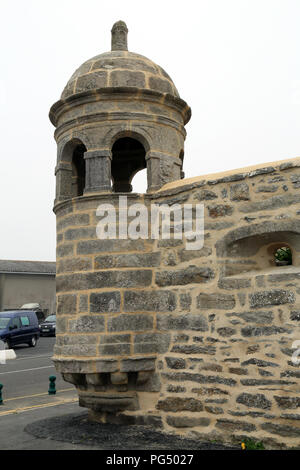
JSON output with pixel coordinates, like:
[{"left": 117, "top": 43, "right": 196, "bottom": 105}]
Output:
[{"left": 53, "top": 157, "right": 300, "bottom": 449}]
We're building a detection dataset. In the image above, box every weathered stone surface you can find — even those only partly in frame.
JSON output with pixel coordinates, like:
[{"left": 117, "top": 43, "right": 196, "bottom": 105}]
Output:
[
  {"left": 274, "top": 396, "right": 300, "bottom": 409},
  {"left": 197, "top": 293, "right": 235, "bottom": 310},
  {"left": 241, "top": 325, "right": 289, "bottom": 337},
  {"left": 281, "top": 370, "right": 300, "bottom": 379},
  {"left": 208, "top": 204, "right": 233, "bottom": 218},
  {"left": 238, "top": 193, "right": 300, "bottom": 213},
  {"left": 230, "top": 183, "right": 250, "bottom": 201},
  {"left": 236, "top": 393, "right": 272, "bottom": 409},
  {"left": 199, "top": 363, "right": 222, "bottom": 372},
  {"left": 69, "top": 315, "right": 105, "bottom": 333},
  {"left": 99, "top": 343, "right": 130, "bottom": 355},
  {"left": 165, "top": 357, "right": 186, "bottom": 369},
  {"left": 156, "top": 397, "right": 203, "bottom": 412},
  {"left": 290, "top": 311, "right": 300, "bottom": 321},
  {"left": 155, "top": 266, "right": 214, "bottom": 287},
  {"left": 57, "top": 213, "right": 90, "bottom": 232},
  {"left": 255, "top": 185, "right": 279, "bottom": 193},
  {"left": 57, "top": 257, "right": 92, "bottom": 274},
  {"left": 57, "top": 244, "right": 74, "bottom": 258},
  {"left": 241, "top": 379, "right": 296, "bottom": 386},
  {"left": 193, "top": 189, "right": 218, "bottom": 201},
  {"left": 57, "top": 294, "right": 77, "bottom": 315},
  {"left": 167, "top": 385, "right": 186, "bottom": 393},
  {"left": 192, "top": 387, "right": 229, "bottom": 396},
  {"left": 241, "top": 358, "right": 279, "bottom": 368},
  {"left": 79, "top": 295, "right": 88, "bottom": 313},
  {"left": 217, "top": 327, "right": 236, "bottom": 337},
  {"left": 90, "top": 292, "right": 121, "bottom": 313},
  {"left": 157, "top": 314, "right": 208, "bottom": 331},
  {"left": 120, "top": 357, "right": 156, "bottom": 372},
  {"left": 77, "top": 239, "right": 146, "bottom": 254},
  {"left": 179, "top": 293, "right": 192, "bottom": 311},
  {"left": 205, "top": 406, "right": 224, "bottom": 414},
  {"left": 124, "top": 290, "right": 176, "bottom": 312},
  {"left": 249, "top": 290, "right": 295, "bottom": 308},
  {"left": 229, "top": 367, "right": 248, "bottom": 375},
  {"left": 260, "top": 422, "right": 300, "bottom": 437},
  {"left": 56, "top": 270, "right": 152, "bottom": 292},
  {"left": 171, "top": 344, "right": 216, "bottom": 355},
  {"left": 56, "top": 316, "right": 67, "bottom": 333},
  {"left": 134, "top": 333, "right": 171, "bottom": 354},
  {"left": 228, "top": 311, "right": 274, "bottom": 324},
  {"left": 177, "top": 247, "right": 212, "bottom": 262},
  {"left": 163, "top": 372, "right": 237, "bottom": 387},
  {"left": 218, "top": 277, "right": 251, "bottom": 290},
  {"left": 166, "top": 416, "right": 210, "bottom": 427},
  {"left": 64, "top": 227, "right": 96, "bottom": 241},
  {"left": 108, "top": 314, "right": 153, "bottom": 332},
  {"left": 95, "top": 252, "right": 161, "bottom": 269},
  {"left": 215, "top": 419, "right": 256, "bottom": 432}
]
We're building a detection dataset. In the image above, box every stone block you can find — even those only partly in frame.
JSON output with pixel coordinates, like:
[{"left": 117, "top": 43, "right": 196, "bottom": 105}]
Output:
[
  {"left": 166, "top": 416, "right": 210, "bottom": 428},
  {"left": 120, "top": 357, "right": 156, "bottom": 372},
  {"left": 133, "top": 333, "right": 171, "bottom": 354},
  {"left": 197, "top": 293, "right": 236, "bottom": 310},
  {"left": 124, "top": 290, "right": 176, "bottom": 312},
  {"left": 236, "top": 393, "right": 272, "bottom": 409},
  {"left": 230, "top": 183, "right": 250, "bottom": 201},
  {"left": 56, "top": 270, "right": 152, "bottom": 292},
  {"left": 165, "top": 357, "right": 186, "bottom": 369},
  {"left": 155, "top": 266, "right": 214, "bottom": 287},
  {"left": 57, "top": 294, "right": 77, "bottom": 315},
  {"left": 90, "top": 291, "right": 121, "bottom": 313},
  {"left": 249, "top": 290, "right": 295, "bottom": 308},
  {"left": 215, "top": 419, "right": 256, "bottom": 432},
  {"left": 69, "top": 315, "right": 105, "bottom": 333},
  {"left": 157, "top": 314, "right": 208, "bottom": 331},
  {"left": 156, "top": 397, "right": 203, "bottom": 412},
  {"left": 108, "top": 314, "right": 154, "bottom": 332}
]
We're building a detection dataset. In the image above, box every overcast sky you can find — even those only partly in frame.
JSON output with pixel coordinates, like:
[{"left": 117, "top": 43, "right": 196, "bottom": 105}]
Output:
[{"left": 0, "top": 0, "right": 299, "bottom": 261}]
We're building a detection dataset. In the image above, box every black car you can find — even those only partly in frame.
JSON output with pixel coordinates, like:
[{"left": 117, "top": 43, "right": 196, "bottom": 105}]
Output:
[{"left": 39, "top": 314, "right": 56, "bottom": 337}]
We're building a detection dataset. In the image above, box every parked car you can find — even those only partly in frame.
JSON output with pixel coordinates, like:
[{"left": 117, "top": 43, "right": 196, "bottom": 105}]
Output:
[
  {"left": 0, "top": 311, "right": 40, "bottom": 348},
  {"left": 39, "top": 314, "right": 56, "bottom": 337},
  {"left": 20, "top": 303, "right": 46, "bottom": 325}
]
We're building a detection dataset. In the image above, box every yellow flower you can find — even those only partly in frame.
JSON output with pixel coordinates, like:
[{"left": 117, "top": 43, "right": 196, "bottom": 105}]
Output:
[{"left": 241, "top": 442, "right": 246, "bottom": 450}]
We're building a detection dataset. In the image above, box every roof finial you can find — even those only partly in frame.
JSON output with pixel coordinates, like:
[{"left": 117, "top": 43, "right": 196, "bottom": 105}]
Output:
[{"left": 111, "top": 21, "right": 128, "bottom": 51}]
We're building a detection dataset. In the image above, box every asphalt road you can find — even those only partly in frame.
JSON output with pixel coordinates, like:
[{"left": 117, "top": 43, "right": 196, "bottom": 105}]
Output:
[
  {"left": 0, "top": 337, "right": 68, "bottom": 399},
  {"left": 0, "top": 336, "right": 83, "bottom": 449}
]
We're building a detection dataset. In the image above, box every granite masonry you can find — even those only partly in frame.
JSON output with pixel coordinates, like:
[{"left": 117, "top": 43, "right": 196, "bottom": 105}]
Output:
[{"left": 50, "top": 21, "right": 300, "bottom": 449}]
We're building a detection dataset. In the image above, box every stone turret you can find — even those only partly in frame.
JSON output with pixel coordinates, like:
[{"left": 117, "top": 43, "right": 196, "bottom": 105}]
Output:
[
  {"left": 50, "top": 21, "right": 191, "bottom": 423},
  {"left": 50, "top": 21, "right": 191, "bottom": 199}
]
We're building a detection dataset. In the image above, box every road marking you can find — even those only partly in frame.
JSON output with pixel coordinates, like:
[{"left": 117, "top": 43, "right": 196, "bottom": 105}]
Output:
[
  {"left": 15, "top": 354, "right": 53, "bottom": 361},
  {"left": 5, "top": 388, "right": 74, "bottom": 401},
  {"left": 0, "top": 398, "right": 78, "bottom": 416},
  {"left": 0, "top": 365, "right": 54, "bottom": 375}
]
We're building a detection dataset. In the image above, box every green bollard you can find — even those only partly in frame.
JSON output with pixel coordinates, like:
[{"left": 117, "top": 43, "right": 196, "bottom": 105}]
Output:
[
  {"left": 0, "top": 383, "right": 3, "bottom": 405},
  {"left": 48, "top": 375, "right": 56, "bottom": 395}
]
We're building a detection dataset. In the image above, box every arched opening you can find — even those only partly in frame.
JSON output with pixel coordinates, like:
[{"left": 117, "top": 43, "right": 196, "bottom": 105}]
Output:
[
  {"left": 179, "top": 149, "right": 184, "bottom": 179},
  {"left": 72, "top": 143, "right": 86, "bottom": 197},
  {"left": 111, "top": 137, "right": 146, "bottom": 193}
]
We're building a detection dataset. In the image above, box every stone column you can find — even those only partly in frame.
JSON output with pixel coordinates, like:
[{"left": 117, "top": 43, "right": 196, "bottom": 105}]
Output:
[
  {"left": 147, "top": 152, "right": 182, "bottom": 192},
  {"left": 146, "top": 151, "right": 161, "bottom": 192},
  {"left": 84, "top": 150, "right": 112, "bottom": 193},
  {"left": 55, "top": 162, "right": 72, "bottom": 202}
]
